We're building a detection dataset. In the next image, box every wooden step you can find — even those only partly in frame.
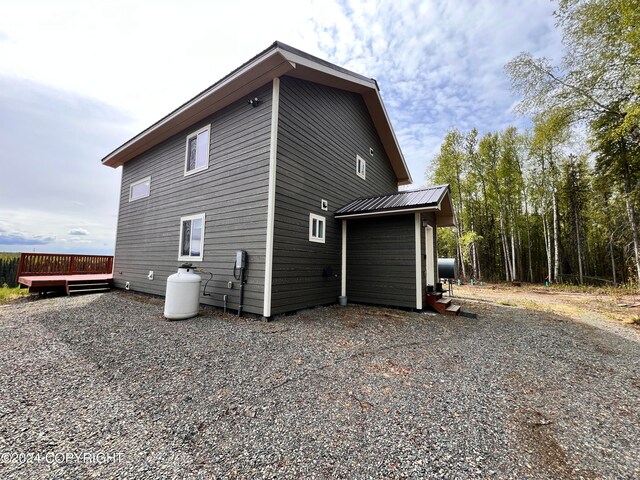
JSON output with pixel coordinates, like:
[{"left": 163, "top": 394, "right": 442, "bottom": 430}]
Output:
[
  {"left": 424, "top": 292, "right": 461, "bottom": 316},
  {"left": 66, "top": 280, "right": 111, "bottom": 295},
  {"left": 445, "top": 305, "right": 461, "bottom": 316}
]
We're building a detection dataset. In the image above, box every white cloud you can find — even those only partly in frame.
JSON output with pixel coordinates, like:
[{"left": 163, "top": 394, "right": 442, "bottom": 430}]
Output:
[
  {"left": 68, "top": 228, "right": 90, "bottom": 236},
  {"left": 306, "top": 0, "right": 563, "bottom": 180},
  {"left": 0, "top": 0, "right": 563, "bottom": 254},
  {"left": 0, "top": 229, "right": 55, "bottom": 246}
]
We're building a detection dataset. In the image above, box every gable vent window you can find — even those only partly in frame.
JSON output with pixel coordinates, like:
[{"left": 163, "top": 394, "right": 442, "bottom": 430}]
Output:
[
  {"left": 178, "top": 213, "right": 205, "bottom": 261},
  {"left": 184, "top": 125, "right": 211, "bottom": 176},
  {"left": 356, "top": 154, "right": 366, "bottom": 180},
  {"left": 129, "top": 176, "right": 150, "bottom": 202},
  {"left": 309, "top": 213, "right": 326, "bottom": 243}
]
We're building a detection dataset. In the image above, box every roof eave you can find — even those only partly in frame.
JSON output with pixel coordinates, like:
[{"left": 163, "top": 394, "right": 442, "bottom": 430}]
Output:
[
  {"left": 102, "top": 42, "right": 412, "bottom": 186},
  {"left": 102, "top": 47, "right": 292, "bottom": 168},
  {"left": 335, "top": 205, "right": 440, "bottom": 219}
]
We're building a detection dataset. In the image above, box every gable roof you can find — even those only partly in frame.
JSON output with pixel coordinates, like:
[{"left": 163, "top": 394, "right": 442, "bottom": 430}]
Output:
[
  {"left": 335, "top": 185, "right": 456, "bottom": 227},
  {"left": 101, "top": 41, "right": 412, "bottom": 185}
]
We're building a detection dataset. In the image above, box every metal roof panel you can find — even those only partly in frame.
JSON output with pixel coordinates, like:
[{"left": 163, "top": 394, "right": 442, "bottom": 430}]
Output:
[{"left": 335, "top": 185, "right": 449, "bottom": 216}]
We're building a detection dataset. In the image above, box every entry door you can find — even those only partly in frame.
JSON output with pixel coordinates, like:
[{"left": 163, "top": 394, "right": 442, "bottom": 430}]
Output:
[{"left": 425, "top": 225, "right": 434, "bottom": 286}]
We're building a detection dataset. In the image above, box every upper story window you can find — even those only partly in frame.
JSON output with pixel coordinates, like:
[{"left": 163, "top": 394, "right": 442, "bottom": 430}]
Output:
[
  {"left": 184, "top": 125, "right": 211, "bottom": 176},
  {"left": 129, "top": 176, "right": 150, "bottom": 202},
  {"left": 356, "top": 154, "right": 366, "bottom": 180},
  {"left": 179, "top": 213, "right": 205, "bottom": 261},
  {"left": 309, "top": 213, "right": 326, "bottom": 243}
]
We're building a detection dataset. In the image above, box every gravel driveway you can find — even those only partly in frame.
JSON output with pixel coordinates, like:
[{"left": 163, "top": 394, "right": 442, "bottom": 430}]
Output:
[{"left": 1, "top": 291, "right": 639, "bottom": 479}]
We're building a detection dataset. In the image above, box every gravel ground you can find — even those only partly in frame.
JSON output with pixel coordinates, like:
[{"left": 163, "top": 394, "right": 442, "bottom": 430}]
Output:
[{"left": 1, "top": 291, "right": 639, "bottom": 479}]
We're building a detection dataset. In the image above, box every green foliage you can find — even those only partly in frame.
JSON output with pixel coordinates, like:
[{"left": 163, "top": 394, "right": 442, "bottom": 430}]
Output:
[
  {"left": 437, "top": 228, "right": 458, "bottom": 259},
  {"left": 459, "top": 232, "right": 483, "bottom": 265},
  {"left": 0, "top": 254, "right": 20, "bottom": 288}
]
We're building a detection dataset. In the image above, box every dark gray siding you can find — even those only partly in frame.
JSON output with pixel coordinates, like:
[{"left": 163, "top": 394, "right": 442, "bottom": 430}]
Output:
[
  {"left": 113, "top": 82, "right": 273, "bottom": 315},
  {"left": 346, "top": 215, "right": 417, "bottom": 308},
  {"left": 271, "top": 76, "right": 399, "bottom": 315}
]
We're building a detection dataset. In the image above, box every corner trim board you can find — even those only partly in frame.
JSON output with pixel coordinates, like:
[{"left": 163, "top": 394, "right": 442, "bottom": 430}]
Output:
[
  {"left": 341, "top": 220, "right": 347, "bottom": 297},
  {"left": 263, "top": 78, "right": 280, "bottom": 318},
  {"left": 415, "top": 213, "right": 423, "bottom": 310}
]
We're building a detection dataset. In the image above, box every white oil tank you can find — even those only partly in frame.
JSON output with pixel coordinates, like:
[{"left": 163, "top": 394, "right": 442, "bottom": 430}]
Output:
[{"left": 164, "top": 264, "right": 202, "bottom": 320}]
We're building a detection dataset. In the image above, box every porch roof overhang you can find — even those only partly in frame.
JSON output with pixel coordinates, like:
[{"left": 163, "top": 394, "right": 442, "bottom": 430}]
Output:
[
  {"left": 101, "top": 41, "right": 412, "bottom": 185},
  {"left": 335, "top": 185, "right": 456, "bottom": 227}
]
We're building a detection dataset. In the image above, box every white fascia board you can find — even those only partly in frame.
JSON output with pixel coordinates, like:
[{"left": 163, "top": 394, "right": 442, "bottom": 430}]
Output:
[
  {"left": 374, "top": 89, "right": 412, "bottom": 185},
  {"left": 335, "top": 205, "right": 439, "bottom": 219},
  {"left": 102, "top": 49, "right": 286, "bottom": 166},
  {"left": 277, "top": 49, "right": 376, "bottom": 90}
]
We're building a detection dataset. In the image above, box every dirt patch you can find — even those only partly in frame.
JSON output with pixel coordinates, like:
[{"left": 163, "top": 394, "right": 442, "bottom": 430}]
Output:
[{"left": 454, "top": 283, "right": 640, "bottom": 326}]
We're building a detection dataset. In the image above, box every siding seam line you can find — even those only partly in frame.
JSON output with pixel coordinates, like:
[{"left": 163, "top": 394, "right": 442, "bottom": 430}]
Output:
[{"left": 263, "top": 78, "right": 280, "bottom": 318}]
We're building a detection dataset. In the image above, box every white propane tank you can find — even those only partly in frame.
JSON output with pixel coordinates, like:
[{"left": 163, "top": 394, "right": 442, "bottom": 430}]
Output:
[{"left": 164, "top": 264, "right": 202, "bottom": 320}]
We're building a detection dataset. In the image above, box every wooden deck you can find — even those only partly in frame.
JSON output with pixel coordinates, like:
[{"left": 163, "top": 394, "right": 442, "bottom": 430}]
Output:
[
  {"left": 18, "top": 273, "right": 114, "bottom": 287},
  {"left": 17, "top": 253, "right": 114, "bottom": 295}
]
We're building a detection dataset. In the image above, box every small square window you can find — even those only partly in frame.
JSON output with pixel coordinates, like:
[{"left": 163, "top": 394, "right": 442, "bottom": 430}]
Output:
[
  {"left": 178, "top": 213, "right": 205, "bottom": 261},
  {"left": 129, "top": 176, "right": 150, "bottom": 202},
  {"left": 369, "top": 147, "right": 374, "bottom": 156},
  {"left": 309, "top": 213, "right": 326, "bottom": 243},
  {"left": 184, "top": 125, "right": 210, "bottom": 176},
  {"left": 321, "top": 199, "right": 328, "bottom": 211},
  {"left": 356, "top": 154, "right": 366, "bottom": 180}
]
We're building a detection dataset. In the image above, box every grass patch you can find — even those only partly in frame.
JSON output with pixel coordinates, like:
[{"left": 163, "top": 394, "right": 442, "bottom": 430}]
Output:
[
  {"left": 497, "top": 300, "right": 517, "bottom": 307},
  {"left": 0, "top": 286, "right": 29, "bottom": 304}
]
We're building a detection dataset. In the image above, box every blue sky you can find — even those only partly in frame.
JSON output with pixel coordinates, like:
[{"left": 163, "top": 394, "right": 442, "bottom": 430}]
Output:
[{"left": 0, "top": 0, "right": 562, "bottom": 254}]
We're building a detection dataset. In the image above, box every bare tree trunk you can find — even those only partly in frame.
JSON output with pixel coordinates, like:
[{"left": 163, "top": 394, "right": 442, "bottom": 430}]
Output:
[
  {"left": 456, "top": 229, "right": 467, "bottom": 280},
  {"left": 623, "top": 174, "right": 640, "bottom": 283},
  {"left": 543, "top": 213, "right": 552, "bottom": 283},
  {"left": 500, "top": 230, "right": 511, "bottom": 281},
  {"left": 574, "top": 205, "right": 584, "bottom": 284},
  {"left": 552, "top": 190, "right": 560, "bottom": 282},
  {"left": 524, "top": 203, "right": 534, "bottom": 282},
  {"left": 474, "top": 242, "right": 482, "bottom": 280},
  {"left": 609, "top": 235, "right": 617, "bottom": 286},
  {"left": 511, "top": 228, "right": 517, "bottom": 281}
]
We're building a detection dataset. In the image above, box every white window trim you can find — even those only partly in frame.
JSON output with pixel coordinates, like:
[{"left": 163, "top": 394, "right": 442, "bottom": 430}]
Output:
[
  {"left": 184, "top": 124, "right": 211, "bottom": 177},
  {"left": 129, "top": 176, "right": 151, "bottom": 202},
  {"left": 178, "top": 213, "right": 206, "bottom": 262},
  {"left": 309, "top": 213, "right": 326, "bottom": 244},
  {"left": 356, "top": 154, "right": 366, "bottom": 180},
  {"left": 321, "top": 199, "right": 328, "bottom": 211}
]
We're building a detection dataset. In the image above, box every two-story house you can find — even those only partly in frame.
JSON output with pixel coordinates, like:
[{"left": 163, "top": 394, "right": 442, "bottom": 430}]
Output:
[{"left": 102, "top": 42, "right": 454, "bottom": 318}]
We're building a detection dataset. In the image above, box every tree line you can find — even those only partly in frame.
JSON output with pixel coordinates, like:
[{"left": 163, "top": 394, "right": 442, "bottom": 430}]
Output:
[
  {"left": 0, "top": 254, "right": 20, "bottom": 288},
  {"left": 428, "top": 0, "right": 639, "bottom": 286}
]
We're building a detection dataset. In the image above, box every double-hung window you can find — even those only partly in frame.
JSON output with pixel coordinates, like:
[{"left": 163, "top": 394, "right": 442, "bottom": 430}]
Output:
[
  {"left": 184, "top": 125, "right": 210, "bottom": 176},
  {"left": 179, "top": 213, "right": 205, "bottom": 261},
  {"left": 309, "top": 213, "right": 326, "bottom": 243}
]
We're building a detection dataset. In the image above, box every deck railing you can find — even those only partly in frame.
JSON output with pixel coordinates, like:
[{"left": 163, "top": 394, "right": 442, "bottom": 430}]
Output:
[{"left": 17, "top": 253, "right": 114, "bottom": 278}]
